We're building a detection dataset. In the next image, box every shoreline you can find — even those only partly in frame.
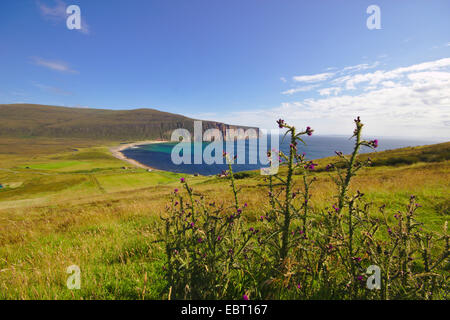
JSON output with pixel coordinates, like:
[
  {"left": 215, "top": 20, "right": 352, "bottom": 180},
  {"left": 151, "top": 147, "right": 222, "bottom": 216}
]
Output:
[{"left": 110, "top": 140, "right": 168, "bottom": 171}]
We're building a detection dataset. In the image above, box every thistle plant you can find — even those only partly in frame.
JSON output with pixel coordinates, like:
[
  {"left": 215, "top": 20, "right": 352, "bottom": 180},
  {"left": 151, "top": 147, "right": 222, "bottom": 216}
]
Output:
[
  {"left": 158, "top": 155, "right": 254, "bottom": 299},
  {"left": 158, "top": 117, "right": 449, "bottom": 300}
]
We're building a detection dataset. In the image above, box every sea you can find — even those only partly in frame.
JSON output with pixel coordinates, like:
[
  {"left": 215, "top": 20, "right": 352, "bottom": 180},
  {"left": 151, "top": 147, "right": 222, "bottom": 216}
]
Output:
[{"left": 121, "top": 135, "right": 442, "bottom": 176}]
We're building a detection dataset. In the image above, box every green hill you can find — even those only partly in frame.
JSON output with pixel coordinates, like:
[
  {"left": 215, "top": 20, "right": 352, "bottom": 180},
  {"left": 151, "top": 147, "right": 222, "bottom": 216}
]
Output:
[{"left": 0, "top": 104, "right": 257, "bottom": 140}]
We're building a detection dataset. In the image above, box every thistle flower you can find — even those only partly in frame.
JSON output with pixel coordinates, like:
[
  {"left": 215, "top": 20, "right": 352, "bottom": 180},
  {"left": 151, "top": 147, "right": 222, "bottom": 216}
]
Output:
[
  {"left": 370, "top": 139, "right": 378, "bottom": 148},
  {"left": 276, "top": 119, "right": 285, "bottom": 128},
  {"left": 180, "top": 177, "right": 185, "bottom": 183},
  {"left": 217, "top": 235, "right": 222, "bottom": 241},
  {"left": 243, "top": 294, "right": 249, "bottom": 300},
  {"left": 306, "top": 126, "right": 313, "bottom": 136},
  {"left": 174, "top": 188, "right": 178, "bottom": 193},
  {"left": 332, "top": 205, "right": 340, "bottom": 213},
  {"left": 244, "top": 203, "right": 248, "bottom": 207},
  {"left": 304, "top": 161, "right": 317, "bottom": 170}
]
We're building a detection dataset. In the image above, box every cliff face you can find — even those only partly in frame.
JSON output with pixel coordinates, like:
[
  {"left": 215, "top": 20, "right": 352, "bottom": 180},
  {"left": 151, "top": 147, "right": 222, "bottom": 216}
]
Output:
[{"left": 0, "top": 104, "right": 259, "bottom": 141}]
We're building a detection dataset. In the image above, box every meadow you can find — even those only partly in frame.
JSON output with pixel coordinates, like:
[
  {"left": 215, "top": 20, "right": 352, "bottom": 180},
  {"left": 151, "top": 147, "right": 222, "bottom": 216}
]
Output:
[{"left": 0, "top": 133, "right": 448, "bottom": 299}]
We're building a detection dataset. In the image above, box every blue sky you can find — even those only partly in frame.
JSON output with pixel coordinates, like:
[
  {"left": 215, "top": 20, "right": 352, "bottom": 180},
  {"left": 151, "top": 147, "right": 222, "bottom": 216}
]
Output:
[{"left": 1, "top": 0, "right": 449, "bottom": 139}]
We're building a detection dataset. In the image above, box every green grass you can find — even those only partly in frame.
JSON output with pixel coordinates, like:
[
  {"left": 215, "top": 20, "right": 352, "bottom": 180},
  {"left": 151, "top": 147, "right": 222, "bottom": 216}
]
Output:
[{"left": 0, "top": 138, "right": 448, "bottom": 299}]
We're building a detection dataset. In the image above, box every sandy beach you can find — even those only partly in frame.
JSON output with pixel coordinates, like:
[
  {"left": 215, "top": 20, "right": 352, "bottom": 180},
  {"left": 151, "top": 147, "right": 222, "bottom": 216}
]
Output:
[{"left": 110, "top": 140, "right": 168, "bottom": 170}]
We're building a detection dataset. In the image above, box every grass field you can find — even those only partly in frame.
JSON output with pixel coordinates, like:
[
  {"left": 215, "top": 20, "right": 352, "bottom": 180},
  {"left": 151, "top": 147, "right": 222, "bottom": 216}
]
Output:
[{"left": 0, "top": 138, "right": 448, "bottom": 299}]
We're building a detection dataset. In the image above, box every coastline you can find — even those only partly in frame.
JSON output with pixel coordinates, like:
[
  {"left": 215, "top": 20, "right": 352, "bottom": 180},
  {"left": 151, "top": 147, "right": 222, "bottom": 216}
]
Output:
[{"left": 110, "top": 140, "right": 168, "bottom": 171}]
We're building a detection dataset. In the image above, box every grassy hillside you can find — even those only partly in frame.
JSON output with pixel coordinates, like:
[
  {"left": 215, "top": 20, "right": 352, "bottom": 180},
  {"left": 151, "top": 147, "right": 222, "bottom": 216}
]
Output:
[
  {"left": 0, "top": 138, "right": 448, "bottom": 299},
  {"left": 0, "top": 104, "right": 257, "bottom": 140}
]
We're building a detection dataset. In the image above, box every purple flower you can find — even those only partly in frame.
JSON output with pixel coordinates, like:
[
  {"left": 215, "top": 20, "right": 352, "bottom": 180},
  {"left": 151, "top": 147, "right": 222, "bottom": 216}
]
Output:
[
  {"left": 180, "top": 177, "right": 185, "bottom": 183},
  {"left": 306, "top": 126, "right": 313, "bottom": 136},
  {"left": 174, "top": 188, "right": 178, "bottom": 193},
  {"left": 297, "top": 283, "right": 302, "bottom": 289},
  {"left": 197, "top": 238, "right": 203, "bottom": 243},
  {"left": 259, "top": 216, "right": 264, "bottom": 221},
  {"left": 304, "top": 161, "right": 317, "bottom": 171},
  {"left": 332, "top": 205, "right": 340, "bottom": 213},
  {"left": 243, "top": 294, "right": 249, "bottom": 300},
  {"left": 357, "top": 275, "right": 364, "bottom": 281},
  {"left": 237, "top": 208, "right": 242, "bottom": 214},
  {"left": 217, "top": 236, "right": 222, "bottom": 241},
  {"left": 244, "top": 203, "right": 248, "bottom": 207},
  {"left": 190, "top": 222, "right": 195, "bottom": 228},
  {"left": 276, "top": 119, "right": 285, "bottom": 128},
  {"left": 249, "top": 227, "right": 254, "bottom": 232},
  {"left": 369, "top": 139, "right": 378, "bottom": 148}
]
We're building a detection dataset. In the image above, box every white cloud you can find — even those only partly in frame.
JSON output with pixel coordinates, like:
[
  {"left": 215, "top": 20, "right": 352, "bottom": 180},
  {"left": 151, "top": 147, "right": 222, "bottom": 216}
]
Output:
[
  {"left": 280, "top": 77, "right": 287, "bottom": 83},
  {"left": 32, "top": 82, "right": 73, "bottom": 95},
  {"left": 318, "top": 87, "right": 342, "bottom": 96},
  {"left": 332, "top": 58, "right": 450, "bottom": 90},
  {"left": 281, "top": 85, "right": 319, "bottom": 95},
  {"left": 208, "top": 57, "right": 450, "bottom": 139},
  {"left": 37, "top": 0, "right": 66, "bottom": 21},
  {"left": 293, "top": 72, "right": 333, "bottom": 83},
  {"left": 31, "top": 57, "right": 78, "bottom": 74},
  {"left": 341, "top": 62, "right": 379, "bottom": 73}
]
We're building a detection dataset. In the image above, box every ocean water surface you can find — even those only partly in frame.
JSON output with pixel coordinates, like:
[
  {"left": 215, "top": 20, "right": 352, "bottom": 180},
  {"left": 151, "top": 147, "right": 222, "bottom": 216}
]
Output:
[{"left": 121, "top": 135, "right": 439, "bottom": 176}]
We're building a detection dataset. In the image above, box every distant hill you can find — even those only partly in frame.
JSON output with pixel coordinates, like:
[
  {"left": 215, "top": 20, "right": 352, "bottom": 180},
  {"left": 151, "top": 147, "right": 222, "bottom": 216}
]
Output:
[{"left": 0, "top": 104, "right": 258, "bottom": 141}]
